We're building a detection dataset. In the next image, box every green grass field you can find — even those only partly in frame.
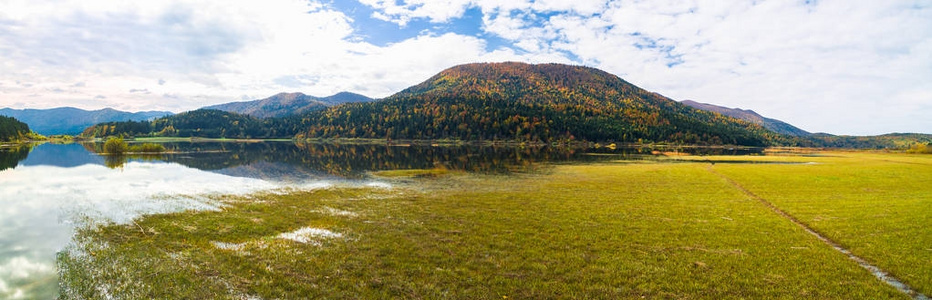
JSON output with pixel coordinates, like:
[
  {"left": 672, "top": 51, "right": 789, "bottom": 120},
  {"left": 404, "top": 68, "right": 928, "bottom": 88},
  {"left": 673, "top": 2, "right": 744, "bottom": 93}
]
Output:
[
  {"left": 59, "top": 151, "right": 929, "bottom": 299},
  {"left": 711, "top": 152, "right": 932, "bottom": 297}
]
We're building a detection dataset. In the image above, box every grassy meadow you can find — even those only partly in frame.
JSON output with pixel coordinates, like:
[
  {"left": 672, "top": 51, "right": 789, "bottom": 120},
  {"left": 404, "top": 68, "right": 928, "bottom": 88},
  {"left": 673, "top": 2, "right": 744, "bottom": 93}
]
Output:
[
  {"left": 710, "top": 151, "right": 932, "bottom": 297},
  {"left": 59, "top": 150, "right": 930, "bottom": 299}
]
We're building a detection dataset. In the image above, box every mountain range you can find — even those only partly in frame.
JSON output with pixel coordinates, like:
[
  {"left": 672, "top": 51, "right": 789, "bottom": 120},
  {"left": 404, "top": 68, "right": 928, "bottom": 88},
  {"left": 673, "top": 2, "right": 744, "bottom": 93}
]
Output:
[
  {"left": 294, "top": 62, "right": 783, "bottom": 146},
  {"left": 680, "top": 100, "right": 810, "bottom": 136},
  {"left": 202, "top": 92, "right": 373, "bottom": 118},
  {"left": 82, "top": 62, "right": 782, "bottom": 145},
  {"left": 75, "top": 62, "right": 932, "bottom": 148},
  {"left": 0, "top": 107, "right": 172, "bottom": 135}
]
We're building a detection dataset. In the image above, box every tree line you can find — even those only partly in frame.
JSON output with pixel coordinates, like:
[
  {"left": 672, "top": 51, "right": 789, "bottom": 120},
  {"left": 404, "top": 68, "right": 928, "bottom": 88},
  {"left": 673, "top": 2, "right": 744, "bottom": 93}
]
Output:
[
  {"left": 77, "top": 63, "right": 931, "bottom": 148},
  {"left": 82, "top": 109, "right": 304, "bottom": 139},
  {"left": 294, "top": 63, "right": 778, "bottom": 146},
  {"left": 0, "top": 116, "right": 33, "bottom": 142}
]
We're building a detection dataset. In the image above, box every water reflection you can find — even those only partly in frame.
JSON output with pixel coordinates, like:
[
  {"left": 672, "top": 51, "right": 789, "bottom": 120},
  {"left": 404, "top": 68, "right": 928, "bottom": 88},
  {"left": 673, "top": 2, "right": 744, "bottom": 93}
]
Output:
[
  {"left": 82, "top": 141, "right": 594, "bottom": 179},
  {"left": 0, "top": 145, "right": 32, "bottom": 171},
  {"left": 83, "top": 141, "right": 763, "bottom": 180},
  {"left": 102, "top": 154, "right": 165, "bottom": 169},
  {"left": 20, "top": 143, "right": 102, "bottom": 168},
  {"left": 0, "top": 141, "right": 761, "bottom": 298},
  {"left": 0, "top": 144, "right": 299, "bottom": 299}
]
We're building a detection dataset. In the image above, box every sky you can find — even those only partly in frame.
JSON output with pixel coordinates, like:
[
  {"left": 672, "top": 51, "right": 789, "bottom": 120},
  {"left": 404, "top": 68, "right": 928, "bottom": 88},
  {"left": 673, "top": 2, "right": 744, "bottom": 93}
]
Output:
[{"left": 0, "top": 0, "right": 929, "bottom": 135}]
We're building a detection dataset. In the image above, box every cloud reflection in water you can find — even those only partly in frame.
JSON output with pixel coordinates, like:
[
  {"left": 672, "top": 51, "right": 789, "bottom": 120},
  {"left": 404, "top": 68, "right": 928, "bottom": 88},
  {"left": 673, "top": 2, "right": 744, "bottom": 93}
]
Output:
[{"left": 0, "top": 160, "right": 299, "bottom": 299}]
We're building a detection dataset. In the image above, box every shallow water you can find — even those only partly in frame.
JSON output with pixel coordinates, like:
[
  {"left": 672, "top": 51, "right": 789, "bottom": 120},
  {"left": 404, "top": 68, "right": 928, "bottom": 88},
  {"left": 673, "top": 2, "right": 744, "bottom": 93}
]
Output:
[
  {"left": 0, "top": 144, "right": 294, "bottom": 299},
  {"left": 0, "top": 142, "right": 760, "bottom": 298}
]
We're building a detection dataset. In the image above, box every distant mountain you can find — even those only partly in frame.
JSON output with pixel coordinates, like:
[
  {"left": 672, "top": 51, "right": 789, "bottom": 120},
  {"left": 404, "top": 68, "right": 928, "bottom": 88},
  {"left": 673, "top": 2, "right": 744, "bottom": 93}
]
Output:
[
  {"left": 320, "top": 92, "right": 375, "bottom": 105},
  {"left": 681, "top": 100, "right": 810, "bottom": 136},
  {"left": 0, "top": 107, "right": 172, "bottom": 135},
  {"left": 296, "top": 62, "right": 782, "bottom": 146},
  {"left": 72, "top": 63, "right": 928, "bottom": 149},
  {"left": 203, "top": 92, "right": 374, "bottom": 119},
  {"left": 675, "top": 100, "right": 932, "bottom": 148}
]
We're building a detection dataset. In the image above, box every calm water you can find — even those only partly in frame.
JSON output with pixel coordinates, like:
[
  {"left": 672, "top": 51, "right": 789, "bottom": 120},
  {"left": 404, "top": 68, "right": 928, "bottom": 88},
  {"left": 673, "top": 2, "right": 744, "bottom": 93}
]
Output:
[{"left": 0, "top": 141, "right": 760, "bottom": 298}]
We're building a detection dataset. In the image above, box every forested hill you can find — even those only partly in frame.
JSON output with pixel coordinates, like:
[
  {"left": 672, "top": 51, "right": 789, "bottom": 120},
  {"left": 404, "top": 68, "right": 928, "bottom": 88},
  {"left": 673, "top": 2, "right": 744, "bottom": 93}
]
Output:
[
  {"left": 75, "top": 62, "right": 928, "bottom": 149},
  {"left": 0, "top": 115, "right": 31, "bottom": 142},
  {"left": 804, "top": 133, "right": 932, "bottom": 149},
  {"left": 82, "top": 109, "right": 301, "bottom": 139},
  {"left": 296, "top": 62, "right": 783, "bottom": 146},
  {"left": 80, "top": 63, "right": 793, "bottom": 146}
]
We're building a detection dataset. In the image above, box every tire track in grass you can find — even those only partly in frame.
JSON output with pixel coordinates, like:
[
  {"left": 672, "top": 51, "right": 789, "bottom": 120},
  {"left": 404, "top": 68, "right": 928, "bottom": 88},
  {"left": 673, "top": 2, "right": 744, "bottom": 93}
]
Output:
[
  {"left": 707, "top": 165, "right": 929, "bottom": 300},
  {"left": 871, "top": 159, "right": 932, "bottom": 167}
]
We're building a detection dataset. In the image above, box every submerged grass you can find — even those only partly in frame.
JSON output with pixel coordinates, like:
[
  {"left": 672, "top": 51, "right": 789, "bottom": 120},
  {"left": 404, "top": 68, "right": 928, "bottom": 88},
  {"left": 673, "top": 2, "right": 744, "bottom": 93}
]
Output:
[
  {"left": 370, "top": 168, "right": 455, "bottom": 178},
  {"left": 59, "top": 152, "right": 924, "bottom": 299}
]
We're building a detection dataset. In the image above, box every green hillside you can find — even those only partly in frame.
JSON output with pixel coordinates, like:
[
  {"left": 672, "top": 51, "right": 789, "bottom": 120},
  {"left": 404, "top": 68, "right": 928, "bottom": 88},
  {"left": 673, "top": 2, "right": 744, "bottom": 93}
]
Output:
[
  {"left": 82, "top": 109, "right": 301, "bottom": 139},
  {"left": 0, "top": 115, "right": 31, "bottom": 142},
  {"left": 296, "top": 62, "right": 781, "bottom": 146},
  {"left": 83, "top": 63, "right": 786, "bottom": 146},
  {"left": 804, "top": 133, "right": 932, "bottom": 149}
]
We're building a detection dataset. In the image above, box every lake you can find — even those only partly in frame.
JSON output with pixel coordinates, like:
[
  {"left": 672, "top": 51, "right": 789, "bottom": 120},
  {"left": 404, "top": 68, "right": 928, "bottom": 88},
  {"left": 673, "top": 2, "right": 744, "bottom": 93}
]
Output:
[{"left": 0, "top": 141, "right": 759, "bottom": 298}]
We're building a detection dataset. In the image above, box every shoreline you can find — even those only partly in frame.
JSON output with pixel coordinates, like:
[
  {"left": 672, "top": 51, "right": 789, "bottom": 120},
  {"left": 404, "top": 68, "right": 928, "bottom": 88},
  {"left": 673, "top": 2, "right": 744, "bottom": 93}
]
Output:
[{"left": 295, "top": 137, "right": 765, "bottom": 149}]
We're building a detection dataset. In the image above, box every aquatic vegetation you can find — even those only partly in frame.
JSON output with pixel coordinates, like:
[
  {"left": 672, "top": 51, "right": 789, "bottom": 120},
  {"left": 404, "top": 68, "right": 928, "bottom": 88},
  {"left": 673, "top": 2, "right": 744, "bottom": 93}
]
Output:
[
  {"left": 103, "top": 137, "right": 165, "bottom": 155},
  {"left": 370, "top": 167, "right": 453, "bottom": 178},
  {"left": 128, "top": 143, "right": 165, "bottom": 153},
  {"left": 57, "top": 152, "right": 930, "bottom": 298},
  {"left": 103, "top": 137, "right": 129, "bottom": 154}
]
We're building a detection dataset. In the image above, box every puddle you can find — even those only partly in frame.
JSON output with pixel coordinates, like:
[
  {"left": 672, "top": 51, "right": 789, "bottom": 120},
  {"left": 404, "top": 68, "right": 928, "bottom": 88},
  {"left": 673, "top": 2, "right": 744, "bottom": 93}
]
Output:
[
  {"left": 319, "top": 207, "right": 357, "bottom": 217},
  {"left": 211, "top": 242, "right": 247, "bottom": 252},
  {"left": 278, "top": 228, "right": 343, "bottom": 245},
  {"left": 0, "top": 161, "right": 313, "bottom": 299},
  {"left": 365, "top": 182, "right": 393, "bottom": 189}
]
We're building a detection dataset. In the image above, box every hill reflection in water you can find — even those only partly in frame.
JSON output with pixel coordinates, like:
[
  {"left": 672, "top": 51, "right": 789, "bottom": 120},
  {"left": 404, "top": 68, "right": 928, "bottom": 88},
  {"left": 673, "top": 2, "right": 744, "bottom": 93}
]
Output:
[{"left": 78, "top": 141, "right": 763, "bottom": 181}]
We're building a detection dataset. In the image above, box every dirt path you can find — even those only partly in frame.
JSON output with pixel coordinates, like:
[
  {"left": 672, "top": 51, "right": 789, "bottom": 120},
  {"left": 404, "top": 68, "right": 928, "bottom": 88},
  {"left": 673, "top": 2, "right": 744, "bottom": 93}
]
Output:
[{"left": 707, "top": 165, "right": 929, "bottom": 300}]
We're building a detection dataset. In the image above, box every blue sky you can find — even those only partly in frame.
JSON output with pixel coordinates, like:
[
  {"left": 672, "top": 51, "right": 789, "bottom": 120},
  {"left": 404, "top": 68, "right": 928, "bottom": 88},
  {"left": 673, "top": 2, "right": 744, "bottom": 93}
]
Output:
[{"left": 0, "top": 0, "right": 930, "bottom": 135}]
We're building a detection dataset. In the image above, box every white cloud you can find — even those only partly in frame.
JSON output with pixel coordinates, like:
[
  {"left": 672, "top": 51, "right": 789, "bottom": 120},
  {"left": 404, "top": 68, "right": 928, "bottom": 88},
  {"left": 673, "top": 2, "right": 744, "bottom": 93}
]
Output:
[
  {"left": 530, "top": 0, "right": 607, "bottom": 15},
  {"left": 1, "top": 0, "right": 386, "bottom": 111},
  {"left": 0, "top": 0, "right": 929, "bottom": 134},
  {"left": 358, "top": 0, "right": 474, "bottom": 26},
  {"left": 0, "top": 0, "right": 548, "bottom": 111},
  {"left": 459, "top": 0, "right": 932, "bottom": 134}
]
